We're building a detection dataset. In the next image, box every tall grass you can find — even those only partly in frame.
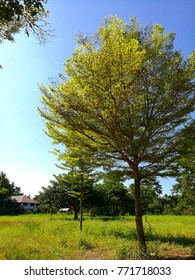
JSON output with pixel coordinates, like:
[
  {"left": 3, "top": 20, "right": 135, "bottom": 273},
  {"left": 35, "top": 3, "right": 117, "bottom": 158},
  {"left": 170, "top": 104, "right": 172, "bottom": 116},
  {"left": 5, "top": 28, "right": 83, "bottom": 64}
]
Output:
[{"left": 0, "top": 214, "right": 194, "bottom": 260}]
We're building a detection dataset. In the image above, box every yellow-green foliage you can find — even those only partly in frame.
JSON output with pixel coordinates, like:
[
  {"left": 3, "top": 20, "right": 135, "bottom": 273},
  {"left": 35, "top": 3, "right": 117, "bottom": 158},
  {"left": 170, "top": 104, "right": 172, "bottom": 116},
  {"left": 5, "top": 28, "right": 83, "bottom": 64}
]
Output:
[{"left": 0, "top": 214, "right": 194, "bottom": 260}]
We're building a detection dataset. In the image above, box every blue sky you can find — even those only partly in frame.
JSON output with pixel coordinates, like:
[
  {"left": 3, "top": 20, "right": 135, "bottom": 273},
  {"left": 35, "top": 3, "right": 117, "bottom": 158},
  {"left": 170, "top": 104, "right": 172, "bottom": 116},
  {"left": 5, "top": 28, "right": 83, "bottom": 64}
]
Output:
[{"left": 0, "top": 0, "right": 194, "bottom": 197}]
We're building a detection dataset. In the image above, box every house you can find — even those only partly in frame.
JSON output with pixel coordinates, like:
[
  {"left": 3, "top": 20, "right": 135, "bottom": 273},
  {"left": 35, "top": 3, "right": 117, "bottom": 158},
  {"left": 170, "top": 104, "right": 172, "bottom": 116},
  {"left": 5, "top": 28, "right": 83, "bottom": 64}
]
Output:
[{"left": 10, "top": 195, "right": 39, "bottom": 214}]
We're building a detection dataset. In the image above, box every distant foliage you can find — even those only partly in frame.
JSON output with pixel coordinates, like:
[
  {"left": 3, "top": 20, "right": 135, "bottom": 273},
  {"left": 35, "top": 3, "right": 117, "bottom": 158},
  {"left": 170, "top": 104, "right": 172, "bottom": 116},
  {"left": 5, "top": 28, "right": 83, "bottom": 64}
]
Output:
[{"left": 0, "top": 171, "right": 22, "bottom": 215}]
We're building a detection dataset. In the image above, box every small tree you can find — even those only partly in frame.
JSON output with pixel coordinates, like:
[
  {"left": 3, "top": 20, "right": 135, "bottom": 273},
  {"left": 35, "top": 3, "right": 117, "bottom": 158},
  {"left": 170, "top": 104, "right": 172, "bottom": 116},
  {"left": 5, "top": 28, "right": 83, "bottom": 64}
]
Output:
[
  {"left": 56, "top": 144, "right": 96, "bottom": 229},
  {"left": 39, "top": 16, "right": 195, "bottom": 251}
]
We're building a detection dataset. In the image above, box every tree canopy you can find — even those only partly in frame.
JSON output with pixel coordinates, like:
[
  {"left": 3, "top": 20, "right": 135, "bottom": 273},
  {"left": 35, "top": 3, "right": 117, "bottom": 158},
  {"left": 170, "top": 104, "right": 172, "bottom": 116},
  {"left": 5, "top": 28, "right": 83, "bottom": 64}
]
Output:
[
  {"left": 39, "top": 16, "right": 195, "bottom": 179},
  {"left": 39, "top": 16, "right": 195, "bottom": 251},
  {"left": 0, "top": 0, "right": 52, "bottom": 44}
]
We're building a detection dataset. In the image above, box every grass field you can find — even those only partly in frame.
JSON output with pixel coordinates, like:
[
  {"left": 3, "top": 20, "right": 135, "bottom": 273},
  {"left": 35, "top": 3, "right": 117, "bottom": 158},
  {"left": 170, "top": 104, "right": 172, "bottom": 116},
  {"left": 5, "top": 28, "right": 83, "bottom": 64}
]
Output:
[{"left": 0, "top": 214, "right": 194, "bottom": 260}]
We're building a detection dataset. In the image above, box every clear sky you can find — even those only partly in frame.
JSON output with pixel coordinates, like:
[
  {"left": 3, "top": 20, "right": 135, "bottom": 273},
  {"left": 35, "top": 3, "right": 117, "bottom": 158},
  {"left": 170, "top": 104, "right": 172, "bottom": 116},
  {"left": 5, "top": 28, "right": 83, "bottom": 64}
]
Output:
[{"left": 0, "top": 0, "right": 195, "bottom": 197}]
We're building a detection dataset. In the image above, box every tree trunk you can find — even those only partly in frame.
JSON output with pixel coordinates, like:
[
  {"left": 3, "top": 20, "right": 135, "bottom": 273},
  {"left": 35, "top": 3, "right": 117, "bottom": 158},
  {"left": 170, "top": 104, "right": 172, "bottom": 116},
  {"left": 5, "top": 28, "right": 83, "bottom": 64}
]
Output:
[
  {"left": 74, "top": 209, "right": 79, "bottom": 220},
  {"left": 80, "top": 174, "right": 84, "bottom": 231},
  {"left": 134, "top": 171, "right": 147, "bottom": 253}
]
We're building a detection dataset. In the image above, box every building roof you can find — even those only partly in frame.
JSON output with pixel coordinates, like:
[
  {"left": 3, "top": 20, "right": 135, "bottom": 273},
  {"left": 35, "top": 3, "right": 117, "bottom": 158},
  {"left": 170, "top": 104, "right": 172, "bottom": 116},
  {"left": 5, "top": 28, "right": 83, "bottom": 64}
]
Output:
[{"left": 11, "top": 195, "right": 39, "bottom": 204}]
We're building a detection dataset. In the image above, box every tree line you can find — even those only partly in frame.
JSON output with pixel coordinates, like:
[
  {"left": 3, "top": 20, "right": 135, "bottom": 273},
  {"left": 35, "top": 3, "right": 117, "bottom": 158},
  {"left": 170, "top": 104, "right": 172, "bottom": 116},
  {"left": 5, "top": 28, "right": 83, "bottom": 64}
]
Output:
[
  {"left": 0, "top": 167, "right": 194, "bottom": 217},
  {"left": 34, "top": 170, "right": 195, "bottom": 217}
]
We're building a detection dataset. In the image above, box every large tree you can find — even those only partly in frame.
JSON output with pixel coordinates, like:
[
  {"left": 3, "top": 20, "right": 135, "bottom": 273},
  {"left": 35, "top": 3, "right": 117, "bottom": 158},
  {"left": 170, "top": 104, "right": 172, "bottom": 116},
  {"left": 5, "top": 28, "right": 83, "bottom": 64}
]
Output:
[{"left": 39, "top": 17, "right": 195, "bottom": 251}]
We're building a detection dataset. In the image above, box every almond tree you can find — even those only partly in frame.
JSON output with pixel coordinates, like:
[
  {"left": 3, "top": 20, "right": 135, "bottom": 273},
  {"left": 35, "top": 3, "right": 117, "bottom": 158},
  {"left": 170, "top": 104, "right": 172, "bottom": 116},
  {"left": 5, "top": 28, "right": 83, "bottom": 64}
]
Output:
[{"left": 39, "top": 17, "right": 195, "bottom": 252}]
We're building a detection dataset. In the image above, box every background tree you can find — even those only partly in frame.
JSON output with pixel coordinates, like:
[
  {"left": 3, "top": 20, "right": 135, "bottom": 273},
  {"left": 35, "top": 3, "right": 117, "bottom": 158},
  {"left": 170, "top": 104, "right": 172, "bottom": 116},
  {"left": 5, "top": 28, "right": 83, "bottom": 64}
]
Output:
[
  {"left": 129, "top": 178, "right": 163, "bottom": 215},
  {"left": 35, "top": 179, "right": 67, "bottom": 214},
  {"left": 170, "top": 137, "right": 195, "bottom": 215},
  {"left": 89, "top": 177, "right": 133, "bottom": 216},
  {"left": 36, "top": 171, "right": 95, "bottom": 220},
  {"left": 55, "top": 142, "right": 97, "bottom": 228},
  {"left": 39, "top": 16, "right": 195, "bottom": 251},
  {"left": 0, "top": 171, "right": 22, "bottom": 214},
  {"left": 57, "top": 172, "right": 83, "bottom": 221}
]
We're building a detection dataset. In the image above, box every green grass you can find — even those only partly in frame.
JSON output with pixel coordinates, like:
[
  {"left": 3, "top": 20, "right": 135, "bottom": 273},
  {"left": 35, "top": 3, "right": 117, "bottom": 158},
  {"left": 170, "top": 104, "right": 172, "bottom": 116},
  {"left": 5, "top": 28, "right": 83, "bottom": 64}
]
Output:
[{"left": 0, "top": 214, "right": 194, "bottom": 260}]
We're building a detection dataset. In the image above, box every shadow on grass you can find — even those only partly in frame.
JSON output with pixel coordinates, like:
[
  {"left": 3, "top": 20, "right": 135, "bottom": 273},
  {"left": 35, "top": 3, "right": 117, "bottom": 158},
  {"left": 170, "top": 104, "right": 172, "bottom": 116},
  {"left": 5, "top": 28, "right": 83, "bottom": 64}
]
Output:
[
  {"left": 163, "top": 255, "right": 195, "bottom": 260},
  {"left": 145, "top": 233, "right": 195, "bottom": 260},
  {"left": 108, "top": 228, "right": 137, "bottom": 239},
  {"left": 103, "top": 226, "right": 195, "bottom": 260},
  {"left": 146, "top": 232, "right": 195, "bottom": 247},
  {"left": 91, "top": 216, "right": 125, "bottom": 221}
]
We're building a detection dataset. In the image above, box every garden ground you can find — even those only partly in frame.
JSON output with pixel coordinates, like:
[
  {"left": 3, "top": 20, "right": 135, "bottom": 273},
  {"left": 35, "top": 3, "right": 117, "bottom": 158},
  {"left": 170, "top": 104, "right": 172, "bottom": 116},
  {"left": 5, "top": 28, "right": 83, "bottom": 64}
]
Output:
[{"left": 0, "top": 214, "right": 194, "bottom": 260}]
